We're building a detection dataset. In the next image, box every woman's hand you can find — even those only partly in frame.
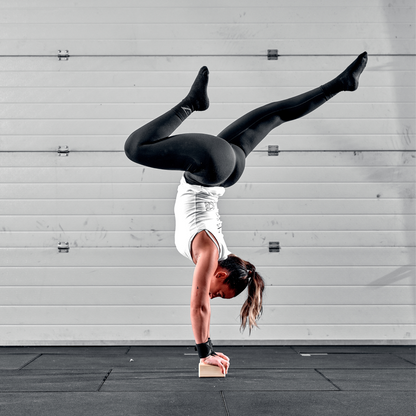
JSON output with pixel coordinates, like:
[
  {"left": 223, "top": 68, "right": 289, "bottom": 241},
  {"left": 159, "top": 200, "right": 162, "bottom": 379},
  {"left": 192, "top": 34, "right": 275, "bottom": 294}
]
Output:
[{"left": 201, "top": 352, "right": 230, "bottom": 375}]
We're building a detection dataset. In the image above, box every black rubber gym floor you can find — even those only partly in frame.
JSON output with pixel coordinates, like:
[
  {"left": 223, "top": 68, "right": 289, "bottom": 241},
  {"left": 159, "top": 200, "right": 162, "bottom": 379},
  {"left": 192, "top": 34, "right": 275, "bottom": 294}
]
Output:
[{"left": 0, "top": 346, "right": 414, "bottom": 416}]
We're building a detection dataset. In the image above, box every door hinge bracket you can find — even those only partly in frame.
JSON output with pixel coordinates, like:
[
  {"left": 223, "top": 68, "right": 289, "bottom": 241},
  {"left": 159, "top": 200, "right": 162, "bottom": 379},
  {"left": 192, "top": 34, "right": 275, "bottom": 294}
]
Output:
[
  {"left": 58, "top": 242, "right": 70, "bottom": 253},
  {"left": 58, "top": 50, "right": 70, "bottom": 60},
  {"left": 267, "top": 49, "right": 279, "bottom": 60},
  {"left": 268, "top": 145, "right": 280, "bottom": 156},
  {"left": 58, "top": 146, "right": 70, "bottom": 156},
  {"left": 269, "top": 242, "right": 281, "bottom": 253}
]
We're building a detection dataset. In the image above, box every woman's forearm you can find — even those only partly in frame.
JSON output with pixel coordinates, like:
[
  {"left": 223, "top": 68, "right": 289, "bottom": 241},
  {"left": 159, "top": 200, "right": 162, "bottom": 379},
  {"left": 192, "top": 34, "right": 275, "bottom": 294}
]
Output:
[
  {"left": 189, "top": 237, "right": 218, "bottom": 346},
  {"left": 190, "top": 304, "right": 211, "bottom": 344}
]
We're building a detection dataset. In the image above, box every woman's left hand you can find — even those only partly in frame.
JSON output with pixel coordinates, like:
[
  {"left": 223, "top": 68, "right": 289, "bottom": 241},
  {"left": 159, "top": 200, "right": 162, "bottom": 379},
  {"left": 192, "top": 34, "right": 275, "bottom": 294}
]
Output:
[
  {"left": 201, "top": 352, "right": 230, "bottom": 375},
  {"left": 213, "top": 352, "right": 230, "bottom": 363}
]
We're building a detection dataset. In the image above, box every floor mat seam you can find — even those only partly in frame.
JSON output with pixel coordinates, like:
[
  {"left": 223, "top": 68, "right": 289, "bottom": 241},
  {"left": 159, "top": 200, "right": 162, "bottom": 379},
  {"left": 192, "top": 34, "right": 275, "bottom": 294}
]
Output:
[
  {"left": 390, "top": 353, "right": 416, "bottom": 366},
  {"left": 220, "top": 391, "right": 231, "bottom": 416},
  {"left": 314, "top": 369, "right": 342, "bottom": 391},
  {"left": 97, "top": 369, "right": 113, "bottom": 392},
  {"left": 18, "top": 354, "right": 43, "bottom": 370}
]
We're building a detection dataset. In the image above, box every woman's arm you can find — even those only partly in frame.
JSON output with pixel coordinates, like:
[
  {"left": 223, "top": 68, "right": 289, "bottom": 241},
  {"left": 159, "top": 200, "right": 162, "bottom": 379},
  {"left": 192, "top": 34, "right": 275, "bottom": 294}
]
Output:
[
  {"left": 189, "top": 235, "right": 218, "bottom": 344},
  {"left": 190, "top": 231, "right": 230, "bottom": 374}
]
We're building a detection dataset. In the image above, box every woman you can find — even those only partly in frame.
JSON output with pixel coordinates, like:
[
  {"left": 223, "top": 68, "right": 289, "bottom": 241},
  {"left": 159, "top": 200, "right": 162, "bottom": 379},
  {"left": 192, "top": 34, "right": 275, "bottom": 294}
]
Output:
[{"left": 124, "top": 52, "right": 368, "bottom": 374}]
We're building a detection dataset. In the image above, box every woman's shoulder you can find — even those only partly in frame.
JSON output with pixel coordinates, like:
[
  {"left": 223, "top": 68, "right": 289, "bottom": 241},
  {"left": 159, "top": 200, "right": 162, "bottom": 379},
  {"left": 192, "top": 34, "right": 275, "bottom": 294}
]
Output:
[{"left": 191, "top": 231, "right": 219, "bottom": 264}]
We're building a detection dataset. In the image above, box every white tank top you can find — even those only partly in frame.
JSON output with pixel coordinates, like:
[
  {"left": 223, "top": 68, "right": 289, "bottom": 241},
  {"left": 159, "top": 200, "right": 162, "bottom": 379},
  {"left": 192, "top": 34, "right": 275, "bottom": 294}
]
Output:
[{"left": 174, "top": 175, "right": 231, "bottom": 263}]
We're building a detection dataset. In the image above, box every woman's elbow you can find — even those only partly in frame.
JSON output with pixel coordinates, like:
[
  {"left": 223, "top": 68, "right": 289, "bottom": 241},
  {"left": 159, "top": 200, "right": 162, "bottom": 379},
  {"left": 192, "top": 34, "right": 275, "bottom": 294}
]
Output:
[{"left": 190, "top": 303, "right": 209, "bottom": 316}]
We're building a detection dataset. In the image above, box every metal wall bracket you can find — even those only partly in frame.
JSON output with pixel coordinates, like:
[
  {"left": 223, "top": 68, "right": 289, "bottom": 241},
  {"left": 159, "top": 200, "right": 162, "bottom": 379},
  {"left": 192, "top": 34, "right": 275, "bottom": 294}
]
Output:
[
  {"left": 58, "top": 242, "right": 70, "bottom": 253},
  {"left": 58, "top": 50, "right": 70, "bottom": 60},
  {"left": 269, "top": 242, "right": 280, "bottom": 253},
  {"left": 268, "top": 145, "right": 280, "bottom": 156},
  {"left": 267, "top": 49, "right": 279, "bottom": 60},
  {"left": 58, "top": 146, "right": 70, "bottom": 156}
]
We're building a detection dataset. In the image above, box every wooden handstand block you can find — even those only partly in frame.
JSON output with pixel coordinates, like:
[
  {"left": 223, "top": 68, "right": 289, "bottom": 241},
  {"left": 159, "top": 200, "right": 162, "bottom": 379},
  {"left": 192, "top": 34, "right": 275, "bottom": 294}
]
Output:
[{"left": 198, "top": 361, "right": 226, "bottom": 378}]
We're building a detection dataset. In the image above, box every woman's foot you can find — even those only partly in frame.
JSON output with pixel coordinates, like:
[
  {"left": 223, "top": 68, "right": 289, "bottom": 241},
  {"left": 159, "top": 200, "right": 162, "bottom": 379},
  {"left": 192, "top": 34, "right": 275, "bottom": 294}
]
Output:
[
  {"left": 338, "top": 51, "right": 368, "bottom": 91},
  {"left": 183, "top": 66, "right": 210, "bottom": 112},
  {"left": 321, "top": 52, "right": 368, "bottom": 100}
]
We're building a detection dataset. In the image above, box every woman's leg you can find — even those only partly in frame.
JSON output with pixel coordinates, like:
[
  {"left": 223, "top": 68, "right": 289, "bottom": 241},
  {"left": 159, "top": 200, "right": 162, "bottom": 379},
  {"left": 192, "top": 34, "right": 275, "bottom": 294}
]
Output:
[
  {"left": 217, "top": 52, "right": 368, "bottom": 188},
  {"left": 218, "top": 52, "right": 368, "bottom": 157},
  {"left": 124, "top": 67, "right": 236, "bottom": 186}
]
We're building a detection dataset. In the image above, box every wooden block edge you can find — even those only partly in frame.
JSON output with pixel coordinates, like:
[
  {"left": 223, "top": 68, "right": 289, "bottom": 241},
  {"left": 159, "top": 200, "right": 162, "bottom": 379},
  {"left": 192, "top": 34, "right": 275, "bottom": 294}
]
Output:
[{"left": 198, "top": 362, "right": 226, "bottom": 378}]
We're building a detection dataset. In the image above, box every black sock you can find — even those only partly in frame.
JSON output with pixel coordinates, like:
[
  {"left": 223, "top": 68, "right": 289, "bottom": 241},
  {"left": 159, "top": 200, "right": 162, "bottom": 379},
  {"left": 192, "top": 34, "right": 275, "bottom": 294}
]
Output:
[
  {"left": 174, "top": 66, "right": 210, "bottom": 121},
  {"left": 321, "top": 52, "right": 368, "bottom": 101}
]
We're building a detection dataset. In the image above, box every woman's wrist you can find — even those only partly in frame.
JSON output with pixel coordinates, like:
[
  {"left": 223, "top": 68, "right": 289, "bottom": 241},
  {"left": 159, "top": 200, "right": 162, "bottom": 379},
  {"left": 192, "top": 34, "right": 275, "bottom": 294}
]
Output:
[{"left": 195, "top": 338, "right": 216, "bottom": 358}]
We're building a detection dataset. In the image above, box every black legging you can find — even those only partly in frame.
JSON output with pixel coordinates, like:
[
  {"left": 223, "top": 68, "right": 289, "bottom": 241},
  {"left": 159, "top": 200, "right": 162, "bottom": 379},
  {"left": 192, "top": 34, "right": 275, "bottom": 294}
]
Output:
[
  {"left": 125, "top": 51, "right": 368, "bottom": 187},
  {"left": 124, "top": 84, "right": 333, "bottom": 188}
]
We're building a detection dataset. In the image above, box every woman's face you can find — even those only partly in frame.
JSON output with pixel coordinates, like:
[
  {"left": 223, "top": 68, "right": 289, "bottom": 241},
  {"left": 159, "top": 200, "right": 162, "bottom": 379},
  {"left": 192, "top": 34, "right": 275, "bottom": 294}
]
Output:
[{"left": 209, "top": 269, "right": 235, "bottom": 299}]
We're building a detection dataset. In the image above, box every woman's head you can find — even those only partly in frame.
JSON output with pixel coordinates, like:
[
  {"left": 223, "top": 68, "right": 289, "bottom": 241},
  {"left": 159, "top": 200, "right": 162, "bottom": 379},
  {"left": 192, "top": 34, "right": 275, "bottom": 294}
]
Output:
[{"left": 218, "top": 254, "right": 265, "bottom": 333}]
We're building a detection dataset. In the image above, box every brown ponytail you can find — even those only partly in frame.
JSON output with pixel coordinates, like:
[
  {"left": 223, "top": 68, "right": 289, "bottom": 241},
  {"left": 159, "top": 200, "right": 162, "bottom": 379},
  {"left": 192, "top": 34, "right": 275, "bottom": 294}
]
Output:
[
  {"left": 219, "top": 254, "right": 265, "bottom": 333},
  {"left": 240, "top": 264, "right": 265, "bottom": 333}
]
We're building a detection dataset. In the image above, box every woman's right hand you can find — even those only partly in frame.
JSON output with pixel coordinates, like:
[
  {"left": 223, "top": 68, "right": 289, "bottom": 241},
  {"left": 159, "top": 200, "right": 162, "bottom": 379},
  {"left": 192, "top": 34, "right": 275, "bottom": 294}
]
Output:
[{"left": 201, "top": 353, "right": 230, "bottom": 375}]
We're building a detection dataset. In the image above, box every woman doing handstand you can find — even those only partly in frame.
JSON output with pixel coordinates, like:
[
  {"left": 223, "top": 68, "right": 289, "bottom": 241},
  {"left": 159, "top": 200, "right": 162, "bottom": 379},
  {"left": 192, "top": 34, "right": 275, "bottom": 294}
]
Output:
[{"left": 124, "top": 52, "right": 368, "bottom": 374}]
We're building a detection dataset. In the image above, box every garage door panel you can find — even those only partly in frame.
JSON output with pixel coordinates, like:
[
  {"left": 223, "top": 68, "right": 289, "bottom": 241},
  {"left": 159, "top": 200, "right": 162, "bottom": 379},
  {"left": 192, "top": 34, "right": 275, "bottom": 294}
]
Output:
[
  {"left": 2, "top": 305, "right": 414, "bottom": 325},
  {"left": 1, "top": 324, "right": 414, "bottom": 345},
  {"left": 1, "top": 214, "right": 413, "bottom": 232},
  {"left": 1, "top": 85, "right": 413, "bottom": 104},
  {"left": 1, "top": 1, "right": 414, "bottom": 344},
  {"left": 1, "top": 247, "right": 414, "bottom": 267},
  {"left": 1, "top": 150, "right": 414, "bottom": 168},
  {"left": 2, "top": 118, "right": 412, "bottom": 138},
  {"left": 1, "top": 166, "right": 414, "bottom": 184},
  {"left": 1, "top": 230, "right": 413, "bottom": 249},
  {"left": 0, "top": 5, "right": 412, "bottom": 25},
  {"left": 1, "top": 266, "right": 414, "bottom": 287},
  {"left": 0, "top": 182, "right": 413, "bottom": 200},
  {"left": 0, "top": 285, "right": 413, "bottom": 306},
  {"left": 0, "top": 0, "right": 410, "bottom": 9},
  {"left": 2, "top": 134, "right": 413, "bottom": 152},
  {"left": 0, "top": 197, "right": 413, "bottom": 216},
  {"left": 2, "top": 103, "right": 414, "bottom": 121},
  {"left": 0, "top": 38, "right": 413, "bottom": 55}
]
